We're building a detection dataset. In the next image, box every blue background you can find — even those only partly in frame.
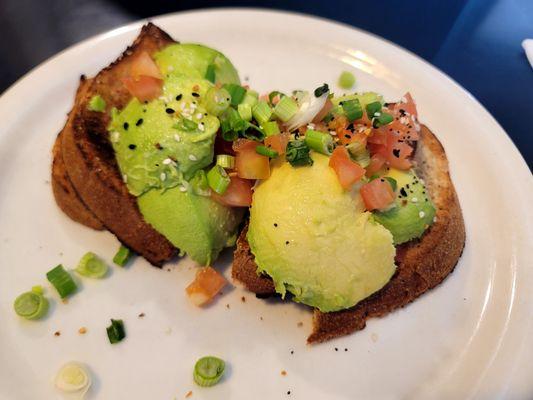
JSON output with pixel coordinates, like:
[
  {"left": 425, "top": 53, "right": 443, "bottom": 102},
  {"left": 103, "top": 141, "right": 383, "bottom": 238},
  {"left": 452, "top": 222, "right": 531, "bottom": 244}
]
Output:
[{"left": 0, "top": 0, "right": 531, "bottom": 169}]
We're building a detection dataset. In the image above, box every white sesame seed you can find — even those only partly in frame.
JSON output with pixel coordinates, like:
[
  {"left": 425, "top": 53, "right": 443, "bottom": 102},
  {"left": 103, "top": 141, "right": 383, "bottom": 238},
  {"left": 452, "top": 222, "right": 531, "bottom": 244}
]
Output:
[
  {"left": 198, "top": 123, "right": 205, "bottom": 132},
  {"left": 433, "top": 216, "right": 438, "bottom": 223},
  {"left": 122, "top": 174, "right": 128, "bottom": 183},
  {"left": 307, "top": 123, "right": 315, "bottom": 130},
  {"left": 190, "top": 103, "right": 197, "bottom": 110},
  {"left": 329, "top": 130, "right": 337, "bottom": 136},
  {"left": 160, "top": 172, "right": 166, "bottom": 181},
  {"left": 163, "top": 158, "right": 172, "bottom": 165},
  {"left": 196, "top": 113, "right": 203, "bottom": 120},
  {"left": 174, "top": 134, "right": 181, "bottom": 142},
  {"left": 110, "top": 131, "right": 120, "bottom": 142},
  {"left": 399, "top": 117, "right": 408, "bottom": 124},
  {"left": 179, "top": 186, "right": 187, "bottom": 192},
  {"left": 374, "top": 112, "right": 381, "bottom": 117},
  {"left": 419, "top": 211, "right": 425, "bottom": 218},
  {"left": 411, "top": 197, "right": 418, "bottom": 203},
  {"left": 188, "top": 154, "right": 197, "bottom": 161},
  {"left": 167, "top": 66, "right": 174, "bottom": 72}
]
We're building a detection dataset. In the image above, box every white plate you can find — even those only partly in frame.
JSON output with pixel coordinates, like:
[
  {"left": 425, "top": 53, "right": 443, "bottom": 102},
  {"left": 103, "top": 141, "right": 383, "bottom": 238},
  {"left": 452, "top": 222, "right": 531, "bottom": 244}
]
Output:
[{"left": 0, "top": 9, "right": 532, "bottom": 400}]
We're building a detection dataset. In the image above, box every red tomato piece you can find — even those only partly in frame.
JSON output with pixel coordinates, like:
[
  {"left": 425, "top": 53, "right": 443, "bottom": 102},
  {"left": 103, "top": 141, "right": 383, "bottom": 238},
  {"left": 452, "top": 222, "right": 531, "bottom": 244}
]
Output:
[
  {"left": 264, "top": 132, "right": 290, "bottom": 155},
  {"left": 365, "top": 153, "right": 387, "bottom": 177},
  {"left": 211, "top": 176, "right": 253, "bottom": 207},
  {"left": 234, "top": 140, "right": 270, "bottom": 180},
  {"left": 360, "top": 178, "right": 396, "bottom": 211},
  {"left": 130, "top": 51, "right": 162, "bottom": 80},
  {"left": 122, "top": 75, "right": 162, "bottom": 102},
  {"left": 394, "top": 92, "right": 418, "bottom": 119},
  {"left": 329, "top": 147, "right": 366, "bottom": 189},
  {"left": 185, "top": 267, "right": 227, "bottom": 306}
]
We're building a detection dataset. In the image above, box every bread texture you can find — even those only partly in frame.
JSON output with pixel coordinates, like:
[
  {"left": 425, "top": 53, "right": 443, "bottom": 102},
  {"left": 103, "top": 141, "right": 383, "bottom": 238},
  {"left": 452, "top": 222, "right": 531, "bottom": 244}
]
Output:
[
  {"left": 232, "top": 124, "right": 466, "bottom": 343},
  {"left": 54, "top": 23, "right": 177, "bottom": 265}
]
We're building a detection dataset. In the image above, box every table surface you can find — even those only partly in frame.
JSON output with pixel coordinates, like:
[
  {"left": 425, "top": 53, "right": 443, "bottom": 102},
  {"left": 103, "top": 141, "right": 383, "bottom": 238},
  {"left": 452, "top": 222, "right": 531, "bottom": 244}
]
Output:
[{"left": 0, "top": 0, "right": 531, "bottom": 169}]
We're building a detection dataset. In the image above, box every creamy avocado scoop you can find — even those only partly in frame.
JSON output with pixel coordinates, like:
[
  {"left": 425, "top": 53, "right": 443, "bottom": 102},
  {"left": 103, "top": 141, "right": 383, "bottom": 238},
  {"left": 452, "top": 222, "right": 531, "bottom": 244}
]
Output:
[{"left": 109, "top": 43, "right": 242, "bottom": 265}]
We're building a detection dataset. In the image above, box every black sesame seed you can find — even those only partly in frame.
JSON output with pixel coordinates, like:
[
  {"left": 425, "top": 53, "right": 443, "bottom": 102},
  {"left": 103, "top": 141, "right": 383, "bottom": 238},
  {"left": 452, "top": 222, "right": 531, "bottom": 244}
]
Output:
[
  {"left": 123, "top": 122, "right": 129, "bottom": 130},
  {"left": 335, "top": 347, "right": 338, "bottom": 351},
  {"left": 175, "top": 94, "right": 182, "bottom": 101},
  {"left": 165, "top": 108, "right": 175, "bottom": 114},
  {"left": 392, "top": 149, "right": 401, "bottom": 158},
  {"left": 274, "top": 223, "right": 278, "bottom": 227},
  {"left": 344, "top": 348, "right": 348, "bottom": 352},
  {"left": 287, "top": 391, "right": 291, "bottom": 395},
  {"left": 290, "top": 350, "right": 294, "bottom": 354},
  {"left": 400, "top": 188, "right": 408, "bottom": 197},
  {"left": 192, "top": 92, "right": 200, "bottom": 97},
  {"left": 344, "top": 134, "right": 351, "bottom": 139},
  {"left": 285, "top": 241, "right": 289, "bottom": 245},
  {"left": 136, "top": 118, "right": 143, "bottom": 126},
  {"left": 128, "top": 144, "right": 136, "bottom": 150}
]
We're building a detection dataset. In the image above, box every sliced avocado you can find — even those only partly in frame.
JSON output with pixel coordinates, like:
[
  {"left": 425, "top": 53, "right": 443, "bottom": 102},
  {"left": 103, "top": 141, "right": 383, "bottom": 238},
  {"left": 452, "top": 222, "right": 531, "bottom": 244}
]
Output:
[
  {"left": 155, "top": 43, "right": 240, "bottom": 85},
  {"left": 373, "top": 169, "right": 436, "bottom": 244},
  {"left": 138, "top": 187, "right": 243, "bottom": 266}
]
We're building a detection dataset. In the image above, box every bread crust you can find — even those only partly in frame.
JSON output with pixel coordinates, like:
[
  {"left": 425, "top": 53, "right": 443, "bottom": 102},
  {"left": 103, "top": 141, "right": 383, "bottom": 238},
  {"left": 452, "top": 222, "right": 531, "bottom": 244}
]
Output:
[
  {"left": 59, "top": 23, "right": 177, "bottom": 266},
  {"left": 231, "top": 124, "right": 466, "bottom": 343}
]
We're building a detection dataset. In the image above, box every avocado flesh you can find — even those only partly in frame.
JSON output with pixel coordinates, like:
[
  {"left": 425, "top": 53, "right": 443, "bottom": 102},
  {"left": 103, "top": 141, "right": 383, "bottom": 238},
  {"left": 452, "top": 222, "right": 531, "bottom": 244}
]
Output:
[
  {"left": 109, "top": 43, "right": 243, "bottom": 264},
  {"left": 373, "top": 169, "right": 436, "bottom": 244},
  {"left": 247, "top": 153, "right": 396, "bottom": 313}
]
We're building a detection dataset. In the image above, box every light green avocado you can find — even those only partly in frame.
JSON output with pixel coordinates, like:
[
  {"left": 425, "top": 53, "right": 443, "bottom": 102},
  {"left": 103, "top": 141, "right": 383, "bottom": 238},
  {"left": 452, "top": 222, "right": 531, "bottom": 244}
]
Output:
[
  {"left": 373, "top": 169, "right": 436, "bottom": 244},
  {"left": 138, "top": 187, "right": 243, "bottom": 266},
  {"left": 247, "top": 153, "right": 396, "bottom": 313},
  {"left": 155, "top": 43, "right": 240, "bottom": 85}
]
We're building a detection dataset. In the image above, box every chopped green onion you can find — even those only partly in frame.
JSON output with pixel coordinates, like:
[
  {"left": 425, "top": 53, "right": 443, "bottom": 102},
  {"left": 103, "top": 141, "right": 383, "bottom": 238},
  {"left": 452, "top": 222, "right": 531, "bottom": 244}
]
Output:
[
  {"left": 252, "top": 101, "right": 272, "bottom": 125},
  {"left": 242, "top": 123, "right": 265, "bottom": 141},
  {"left": 347, "top": 141, "right": 370, "bottom": 168},
  {"left": 88, "top": 95, "right": 106, "bottom": 112},
  {"left": 286, "top": 140, "right": 313, "bottom": 167},
  {"left": 113, "top": 245, "right": 132, "bottom": 267},
  {"left": 75, "top": 252, "right": 108, "bottom": 279},
  {"left": 204, "top": 87, "right": 231, "bottom": 116},
  {"left": 384, "top": 177, "right": 398, "bottom": 191},
  {"left": 314, "top": 83, "right": 329, "bottom": 98},
  {"left": 262, "top": 121, "right": 280, "bottom": 137},
  {"left": 46, "top": 265, "right": 77, "bottom": 299},
  {"left": 31, "top": 285, "right": 44, "bottom": 295},
  {"left": 242, "top": 90, "right": 259, "bottom": 107},
  {"left": 373, "top": 112, "right": 394, "bottom": 128},
  {"left": 221, "top": 127, "right": 238, "bottom": 141},
  {"left": 54, "top": 362, "right": 91, "bottom": 395},
  {"left": 365, "top": 101, "right": 382, "bottom": 118},
  {"left": 304, "top": 129, "right": 334, "bottom": 155},
  {"left": 207, "top": 165, "right": 231, "bottom": 194},
  {"left": 338, "top": 71, "right": 356, "bottom": 89},
  {"left": 226, "top": 108, "right": 247, "bottom": 132},
  {"left": 223, "top": 83, "right": 246, "bottom": 106},
  {"left": 256, "top": 145, "right": 279, "bottom": 158},
  {"left": 174, "top": 118, "right": 198, "bottom": 131},
  {"left": 216, "top": 154, "right": 235, "bottom": 169},
  {"left": 237, "top": 103, "right": 252, "bottom": 121},
  {"left": 106, "top": 319, "right": 126, "bottom": 344},
  {"left": 190, "top": 169, "right": 210, "bottom": 196},
  {"left": 204, "top": 64, "right": 216, "bottom": 83},
  {"left": 273, "top": 96, "right": 298, "bottom": 122},
  {"left": 268, "top": 90, "right": 284, "bottom": 103},
  {"left": 13, "top": 290, "right": 49, "bottom": 320},
  {"left": 342, "top": 99, "right": 363, "bottom": 122},
  {"left": 193, "top": 356, "right": 225, "bottom": 387}
]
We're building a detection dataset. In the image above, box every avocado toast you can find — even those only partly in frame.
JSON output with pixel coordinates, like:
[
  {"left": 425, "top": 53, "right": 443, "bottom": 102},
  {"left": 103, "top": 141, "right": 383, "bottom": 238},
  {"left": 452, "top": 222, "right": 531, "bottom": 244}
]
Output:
[{"left": 51, "top": 23, "right": 465, "bottom": 343}]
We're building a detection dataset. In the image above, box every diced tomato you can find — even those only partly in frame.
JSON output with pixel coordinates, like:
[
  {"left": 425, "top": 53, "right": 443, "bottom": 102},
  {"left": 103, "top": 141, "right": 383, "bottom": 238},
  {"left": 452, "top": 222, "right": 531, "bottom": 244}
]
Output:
[
  {"left": 185, "top": 267, "right": 227, "bottom": 306},
  {"left": 211, "top": 176, "right": 253, "bottom": 207},
  {"left": 130, "top": 51, "right": 162, "bottom": 80},
  {"left": 234, "top": 140, "right": 270, "bottom": 180},
  {"left": 313, "top": 99, "right": 333, "bottom": 123},
  {"left": 393, "top": 92, "right": 417, "bottom": 119},
  {"left": 329, "top": 147, "right": 366, "bottom": 189},
  {"left": 122, "top": 75, "right": 162, "bottom": 102},
  {"left": 367, "top": 128, "right": 388, "bottom": 145},
  {"left": 264, "top": 132, "right": 290, "bottom": 155},
  {"left": 368, "top": 130, "right": 413, "bottom": 170},
  {"left": 365, "top": 153, "right": 387, "bottom": 177},
  {"left": 338, "top": 131, "right": 367, "bottom": 146},
  {"left": 360, "top": 178, "right": 396, "bottom": 211}
]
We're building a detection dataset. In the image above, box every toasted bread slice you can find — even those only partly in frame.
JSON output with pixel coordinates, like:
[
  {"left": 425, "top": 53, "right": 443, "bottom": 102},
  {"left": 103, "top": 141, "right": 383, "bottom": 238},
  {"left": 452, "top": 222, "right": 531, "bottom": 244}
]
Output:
[
  {"left": 52, "top": 76, "right": 104, "bottom": 230},
  {"left": 59, "top": 23, "right": 177, "bottom": 266},
  {"left": 232, "top": 124, "right": 466, "bottom": 343}
]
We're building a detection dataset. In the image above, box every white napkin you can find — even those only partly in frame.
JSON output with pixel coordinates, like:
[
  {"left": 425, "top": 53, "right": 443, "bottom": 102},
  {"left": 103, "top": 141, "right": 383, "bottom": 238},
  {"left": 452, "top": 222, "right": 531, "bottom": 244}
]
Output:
[{"left": 523, "top": 39, "right": 533, "bottom": 69}]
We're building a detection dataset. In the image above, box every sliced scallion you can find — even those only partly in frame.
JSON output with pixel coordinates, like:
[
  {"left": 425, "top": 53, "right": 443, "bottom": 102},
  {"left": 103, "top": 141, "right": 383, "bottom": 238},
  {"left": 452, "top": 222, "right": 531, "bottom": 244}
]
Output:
[
  {"left": 113, "top": 245, "right": 132, "bottom": 267},
  {"left": 75, "top": 252, "right": 108, "bottom": 279},
  {"left": 54, "top": 362, "right": 91, "bottom": 395},
  {"left": 268, "top": 90, "right": 284, "bottom": 103},
  {"left": 88, "top": 95, "right": 106, "bottom": 112},
  {"left": 262, "top": 121, "right": 280, "bottom": 137},
  {"left": 252, "top": 101, "right": 272, "bottom": 125},
  {"left": 242, "top": 90, "right": 259, "bottom": 107},
  {"left": 286, "top": 140, "right": 313, "bottom": 167},
  {"left": 207, "top": 165, "right": 231, "bottom": 194},
  {"left": 223, "top": 83, "right": 246, "bottom": 106},
  {"left": 237, "top": 103, "right": 252, "bottom": 122},
  {"left": 193, "top": 356, "right": 225, "bottom": 387},
  {"left": 190, "top": 169, "right": 210, "bottom": 196},
  {"left": 373, "top": 112, "right": 394, "bottom": 128},
  {"left": 365, "top": 101, "right": 382, "bottom": 118},
  {"left": 338, "top": 71, "right": 356, "bottom": 89},
  {"left": 342, "top": 99, "right": 363, "bottom": 122},
  {"left": 256, "top": 145, "right": 279, "bottom": 158},
  {"left": 204, "top": 87, "right": 231, "bottom": 116},
  {"left": 273, "top": 96, "right": 298, "bottom": 122},
  {"left": 13, "top": 290, "right": 49, "bottom": 320},
  {"left": 106, "top": 319, "right": 126, "bottom": 344},
  {"left": 216, "top": 154, "right": 235, "bottom": 169},
  {"left": 46, "top": 265, "right": 77, "bottom": 299},
  {"left": 385, "top": 177, "right": 398, "bottom": 191},
  {"left": 304, "top": 129, "right": 334, "bottom": 155},
  {"left": 204, "top": 64, "right": 216, "bottom": 83}
]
